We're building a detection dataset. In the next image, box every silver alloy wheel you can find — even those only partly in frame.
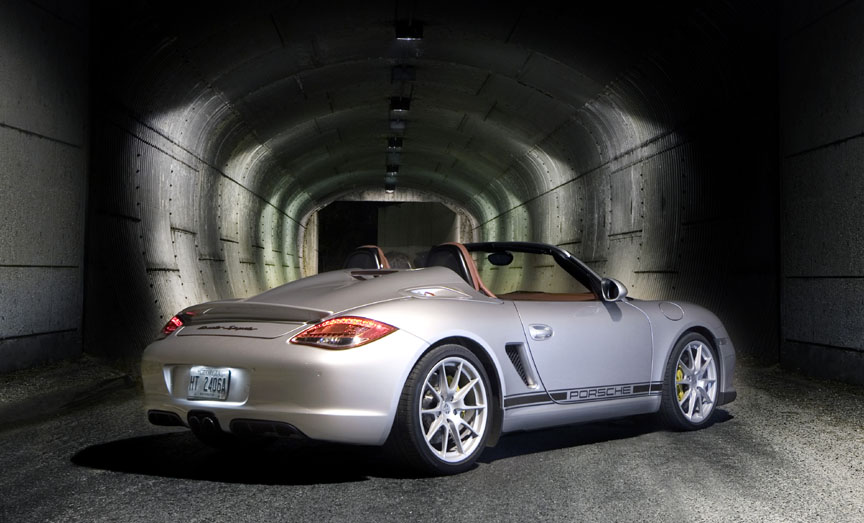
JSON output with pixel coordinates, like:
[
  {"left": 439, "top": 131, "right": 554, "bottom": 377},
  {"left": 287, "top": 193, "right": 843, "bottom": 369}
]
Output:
[
  {"left": 418, "top": 356, "right": 488, "bottom": 463},
  {"left": 675, "top": 340, "right": 718, "bottom": 423}
]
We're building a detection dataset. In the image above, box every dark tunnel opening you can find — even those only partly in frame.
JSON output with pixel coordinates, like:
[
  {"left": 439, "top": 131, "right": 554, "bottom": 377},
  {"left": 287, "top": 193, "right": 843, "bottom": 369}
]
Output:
[
  {"left": 1, "top": 0, "right": 863, "bottom": 384},
  {"left": 317, "top": 202, "right": 382, "bottom": 272},
  {"left": 317, "top": 201, "right": 462, "bottom": 272}
]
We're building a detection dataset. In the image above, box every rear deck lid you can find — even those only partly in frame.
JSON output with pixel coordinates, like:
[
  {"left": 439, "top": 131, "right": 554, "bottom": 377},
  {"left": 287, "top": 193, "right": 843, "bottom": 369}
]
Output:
[
  {"left": 177, "top": 321, "right": 305, "bottom": 339},
  {"left": 176, "top": 301, "right": 330, "bottom": 338}
]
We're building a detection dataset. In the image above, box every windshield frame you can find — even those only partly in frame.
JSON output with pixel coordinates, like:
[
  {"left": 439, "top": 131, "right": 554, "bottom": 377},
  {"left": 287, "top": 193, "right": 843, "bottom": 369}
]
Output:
[{"left": 464, "top": 241, "right": 602, "bottom": 298}]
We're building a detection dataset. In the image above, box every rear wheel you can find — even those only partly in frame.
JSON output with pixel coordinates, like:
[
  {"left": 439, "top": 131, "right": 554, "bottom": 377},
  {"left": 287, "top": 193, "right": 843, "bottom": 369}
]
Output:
[
  {"left": 659, "top": 333, "right": 719, "bottom": 430},
  {"left": 387, "top": 344, "right": 492, "bottom": 475}
]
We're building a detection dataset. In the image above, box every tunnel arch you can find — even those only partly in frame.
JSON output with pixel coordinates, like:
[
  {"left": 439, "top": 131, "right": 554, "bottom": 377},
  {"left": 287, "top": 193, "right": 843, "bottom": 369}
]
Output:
[{"left": 83, "top": 0, "right": 778, "bottom": 365}]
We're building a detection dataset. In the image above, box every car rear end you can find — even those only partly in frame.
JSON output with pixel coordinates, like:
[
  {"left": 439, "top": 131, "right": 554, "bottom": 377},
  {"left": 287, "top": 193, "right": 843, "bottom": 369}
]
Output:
[{"left": 141, "top": 306, "right": 429, "bottom": 446}]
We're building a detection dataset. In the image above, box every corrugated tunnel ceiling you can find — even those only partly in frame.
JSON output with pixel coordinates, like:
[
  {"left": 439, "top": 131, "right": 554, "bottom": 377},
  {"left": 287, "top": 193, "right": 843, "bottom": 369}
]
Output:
[{"left": 87, "top": 1, "right": 778, "bottom": 362}]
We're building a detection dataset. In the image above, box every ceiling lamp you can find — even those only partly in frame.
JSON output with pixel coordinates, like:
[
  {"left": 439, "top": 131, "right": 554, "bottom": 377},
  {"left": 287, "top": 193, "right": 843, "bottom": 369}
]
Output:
[
  {"left": 394, "top": 19, "right": 423, "bottom": 40},
  {"left": 384, "top": 171, "right": 397, "bottom": 194},
  {"left": 389, "top": 96, "right": 411, "bottom": 112}
]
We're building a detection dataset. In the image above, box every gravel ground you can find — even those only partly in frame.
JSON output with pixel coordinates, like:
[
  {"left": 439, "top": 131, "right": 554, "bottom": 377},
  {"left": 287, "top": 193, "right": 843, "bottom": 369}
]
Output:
[{"left": 0, "top": 356, "right": 862, "bottom": 522}]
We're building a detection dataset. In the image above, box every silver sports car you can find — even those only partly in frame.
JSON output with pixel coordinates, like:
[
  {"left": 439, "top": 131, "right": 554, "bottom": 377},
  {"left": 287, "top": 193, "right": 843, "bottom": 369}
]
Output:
[{"left": 142, "top": 241, "right": 736, "bottom": 475}]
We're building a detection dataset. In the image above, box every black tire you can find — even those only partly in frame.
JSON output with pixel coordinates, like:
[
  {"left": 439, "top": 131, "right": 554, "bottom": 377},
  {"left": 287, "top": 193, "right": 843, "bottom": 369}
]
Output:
[
  {"left": 386, "top": 344, "right": 494, "bottom": 475},
  {"left": 658, "top": 333, "right": 720, "bottom": 431}
]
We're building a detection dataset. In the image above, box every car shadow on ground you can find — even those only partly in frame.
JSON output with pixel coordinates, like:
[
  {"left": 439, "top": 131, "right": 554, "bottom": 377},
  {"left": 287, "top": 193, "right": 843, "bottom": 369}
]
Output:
[
  {"left": 71, "top": 432, "right": 389, "bottom": 484},
  {"left": 479, "top": 409, "right": 732, "bottom": 464},
  {"left": 72, "top": 410, "right": 732, "bottom": 484}
]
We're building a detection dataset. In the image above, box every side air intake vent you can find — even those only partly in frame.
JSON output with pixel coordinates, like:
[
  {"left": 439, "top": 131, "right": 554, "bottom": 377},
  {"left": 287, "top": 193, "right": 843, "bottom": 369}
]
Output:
[{"left": 505, "top": 343, "right": 538, "bottom": 388}]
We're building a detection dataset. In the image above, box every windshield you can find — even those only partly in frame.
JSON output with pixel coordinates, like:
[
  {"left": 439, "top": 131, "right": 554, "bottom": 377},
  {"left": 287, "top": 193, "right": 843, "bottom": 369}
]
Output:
[{"left": 473, "top": 250, "right": 593, "bottom": 299}]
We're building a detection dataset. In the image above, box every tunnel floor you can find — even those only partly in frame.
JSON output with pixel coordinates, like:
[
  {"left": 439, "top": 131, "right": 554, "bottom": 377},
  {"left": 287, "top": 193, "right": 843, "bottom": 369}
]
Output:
[{"left": 0, "top": 358, "right": 862, "bottom": 522}]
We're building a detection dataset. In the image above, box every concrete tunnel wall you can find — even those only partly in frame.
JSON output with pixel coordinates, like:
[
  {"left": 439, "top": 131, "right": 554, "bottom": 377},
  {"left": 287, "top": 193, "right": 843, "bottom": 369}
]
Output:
[
  {"left": 779, "top": 1, "right": 864, "bottom": 383},
  {"left": 0, "top": 1, "right": 89, "bottom": 372},
  {"left": 1, "top": 0, "right": 863, "bottom": 384}
]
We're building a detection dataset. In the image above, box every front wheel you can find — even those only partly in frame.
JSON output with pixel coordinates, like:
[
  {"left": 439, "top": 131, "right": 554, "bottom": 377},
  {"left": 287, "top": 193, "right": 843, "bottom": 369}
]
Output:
[
  {"left": 659, "top": 333, "right": 719, "bottom": 430},
  {"left": 387, "top": 344, "right": 493, "bottom": 475}
]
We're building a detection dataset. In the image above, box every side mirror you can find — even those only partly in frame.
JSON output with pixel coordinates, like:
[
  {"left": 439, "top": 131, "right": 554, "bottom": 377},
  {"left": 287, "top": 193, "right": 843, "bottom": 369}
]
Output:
[{"left": 601, "top": 278, "right": 628, "bottom": 302}]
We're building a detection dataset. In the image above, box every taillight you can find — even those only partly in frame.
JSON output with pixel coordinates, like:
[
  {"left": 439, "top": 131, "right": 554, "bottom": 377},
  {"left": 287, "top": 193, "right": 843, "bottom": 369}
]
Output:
[
  {"left": 159, "top": 315, "right": 184, "bottom": 338},
  {"left": 289, "top": 316, "right": 397, "bottom": 349}
]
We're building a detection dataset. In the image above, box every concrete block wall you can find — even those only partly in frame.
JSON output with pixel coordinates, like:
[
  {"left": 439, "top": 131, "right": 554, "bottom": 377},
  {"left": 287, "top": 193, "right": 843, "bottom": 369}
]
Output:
[
  {"left": 779, "top": 0, "right": 864, "bottom": 383},
  {"left": 0, "top": 1, "right": 89, "bottom": 372}
]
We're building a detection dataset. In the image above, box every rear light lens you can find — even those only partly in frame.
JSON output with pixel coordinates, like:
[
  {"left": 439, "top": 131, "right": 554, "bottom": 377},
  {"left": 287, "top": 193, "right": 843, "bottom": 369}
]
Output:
[
  {"left": 290, "top": 316, "right": 397, "bottom": 349},
  {"left": 158, "top": 315, "right": 185, "bottom": 339}
]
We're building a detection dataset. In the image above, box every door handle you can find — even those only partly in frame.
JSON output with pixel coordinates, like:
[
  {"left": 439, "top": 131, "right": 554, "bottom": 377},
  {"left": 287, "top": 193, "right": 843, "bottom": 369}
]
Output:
[{"left": 528, "top": 324, "right": 553, "bottom": 341}]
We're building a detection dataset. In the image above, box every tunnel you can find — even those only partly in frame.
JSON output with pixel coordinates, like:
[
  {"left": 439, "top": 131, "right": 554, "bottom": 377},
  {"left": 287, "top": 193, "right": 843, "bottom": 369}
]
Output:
[{"left": 1, "top": 0, "right": 862, "bottom": 386}]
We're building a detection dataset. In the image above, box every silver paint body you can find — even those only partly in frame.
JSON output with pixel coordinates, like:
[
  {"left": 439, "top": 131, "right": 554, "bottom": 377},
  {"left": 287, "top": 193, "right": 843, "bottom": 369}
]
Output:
[{"left": 142, "top": 265, "right": 736, "bottom": 446}]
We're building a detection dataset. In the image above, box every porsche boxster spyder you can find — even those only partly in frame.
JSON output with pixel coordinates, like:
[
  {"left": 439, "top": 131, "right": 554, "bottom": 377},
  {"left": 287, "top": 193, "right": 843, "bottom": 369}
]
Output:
[{"left": 141, "top": 241, "right": 736, "bottom": 474}]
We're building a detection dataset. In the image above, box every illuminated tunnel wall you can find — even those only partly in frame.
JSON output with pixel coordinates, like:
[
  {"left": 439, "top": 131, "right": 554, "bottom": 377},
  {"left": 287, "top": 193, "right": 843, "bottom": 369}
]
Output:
[{"left": 1, "top": 1, "right": 862, "bottom": 383}]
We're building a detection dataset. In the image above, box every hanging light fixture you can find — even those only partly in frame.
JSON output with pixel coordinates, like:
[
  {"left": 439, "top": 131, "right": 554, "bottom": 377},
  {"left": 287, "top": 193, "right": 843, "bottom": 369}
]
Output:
[
  {"left": 384, "top": 170, "right": 397, "bottom": 194},
  {"left": 389, "top": 96, "right": 411, "bottom": 112},
  {"left": 394, "top": 19, "right": 423, "bottom": 40}
]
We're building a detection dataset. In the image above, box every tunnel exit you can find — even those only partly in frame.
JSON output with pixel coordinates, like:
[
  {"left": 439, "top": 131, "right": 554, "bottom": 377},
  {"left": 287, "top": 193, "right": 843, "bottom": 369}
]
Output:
[{"left": 316, "top": 201, "right": 462, "bottom": 272}]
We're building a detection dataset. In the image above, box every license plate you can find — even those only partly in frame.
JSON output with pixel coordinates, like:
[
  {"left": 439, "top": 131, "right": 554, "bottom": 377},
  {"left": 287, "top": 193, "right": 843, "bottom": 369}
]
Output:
[{"left": 187, "top": 366, "right": 231, "bottom": 400}]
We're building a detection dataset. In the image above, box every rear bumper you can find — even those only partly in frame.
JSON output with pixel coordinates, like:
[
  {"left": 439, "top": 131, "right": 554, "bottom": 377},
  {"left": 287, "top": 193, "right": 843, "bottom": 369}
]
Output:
[{"left": 141, "top": 328, "right": 428, "bottom": 446}]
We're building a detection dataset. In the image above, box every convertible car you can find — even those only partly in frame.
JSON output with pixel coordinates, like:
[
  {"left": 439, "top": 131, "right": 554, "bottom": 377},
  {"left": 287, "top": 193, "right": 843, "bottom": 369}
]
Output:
[{"left": 142, "top": 241, "right": 736, "bottom": 474}]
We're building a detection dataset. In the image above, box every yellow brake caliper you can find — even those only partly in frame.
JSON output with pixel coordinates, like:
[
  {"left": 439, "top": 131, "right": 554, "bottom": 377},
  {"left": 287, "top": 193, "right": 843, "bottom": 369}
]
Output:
[
  {"left": 676, "top": 366, "right": 685, "bottom": 401},
  {"left": 448, "top": 374, "right": 467, "bottom": 419}
]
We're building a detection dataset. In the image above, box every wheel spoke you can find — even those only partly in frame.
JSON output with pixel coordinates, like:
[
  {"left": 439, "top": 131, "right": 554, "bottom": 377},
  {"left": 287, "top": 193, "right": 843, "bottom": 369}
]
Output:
[
  {"left": 698, "top": 356, "right": 713, "bottom": 377},
  {"left": 453, "top": 378, "right": 479, "bottom": 402},
  {"left": 452, "top": 362, "right": 464, "bottom": 390},
  {"left": 425, "top": 415, "right": 445, "bottom": 443},
  {"left": 677, "top": 387, "right": 692, "bottom": 407},
  {"left": 456, "top": 417, "right": 479, "bottom": 438},
  {"left": 423, "top": 381, "right": 442, "bottom": 402},
  {"left": 687, "top": 389, "right": 698, "bottom": 417},
  {"left": 697, "top": 386, "right": 713, "bottom": 405},
  {"left": 449, "top": 420, "right": 465, "bottom": 454},
  {"left": 439, "top": 421, "right": 450, "bottom": 456},
  {"left": 437, "top": 365, "right": 449, "bottom": 395}
]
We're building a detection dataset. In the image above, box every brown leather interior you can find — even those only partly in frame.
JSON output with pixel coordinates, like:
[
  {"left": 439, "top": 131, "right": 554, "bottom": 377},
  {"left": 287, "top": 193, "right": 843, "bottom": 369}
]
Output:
[
  {"left": 439, "top": 242, "right": 496, "bottom": 298},
  {"left": 497, "top": 291, "right": 597, "bottom": 302},
  {"left": 344, "top": 245, "right": 390, "bottom": 269},
  {"left": 359, "top": 245, "right": 390, "bottom": 269}
]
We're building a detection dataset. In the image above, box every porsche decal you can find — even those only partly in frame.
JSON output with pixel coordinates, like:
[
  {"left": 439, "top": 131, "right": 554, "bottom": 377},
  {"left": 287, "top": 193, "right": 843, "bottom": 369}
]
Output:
[{"left": 504, "top": 382, "right": 663, "bottom": 409}]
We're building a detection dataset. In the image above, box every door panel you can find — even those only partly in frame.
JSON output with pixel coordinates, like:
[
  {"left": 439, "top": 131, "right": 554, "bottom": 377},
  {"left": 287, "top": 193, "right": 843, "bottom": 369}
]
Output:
[{"left": 514, "top": 300, "right": 652, "bottom": 403}]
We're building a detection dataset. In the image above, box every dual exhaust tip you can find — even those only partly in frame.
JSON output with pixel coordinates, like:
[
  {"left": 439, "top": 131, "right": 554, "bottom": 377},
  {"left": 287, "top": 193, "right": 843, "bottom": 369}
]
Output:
[
  {"left": 187, "top": 410, "right": 222, "bottom": 435},
  {"left": 147, "top": 409, "right": 306, "bottom": 440},
  {"left": 145, "top": 409, "right": 222, "bottom": 436}
]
